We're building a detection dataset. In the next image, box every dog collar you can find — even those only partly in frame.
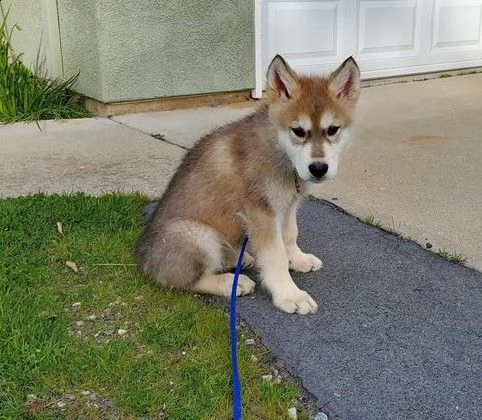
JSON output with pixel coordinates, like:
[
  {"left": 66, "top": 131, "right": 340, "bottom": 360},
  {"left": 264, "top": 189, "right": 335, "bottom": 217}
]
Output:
[{"left": 293, "top": 171, "right": 301, "bottom": 193}]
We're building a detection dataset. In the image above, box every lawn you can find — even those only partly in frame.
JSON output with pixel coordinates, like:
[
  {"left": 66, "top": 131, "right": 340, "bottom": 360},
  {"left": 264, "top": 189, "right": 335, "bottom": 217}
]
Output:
[{"left": 0, "top": 193, "right": 308, "bottom": 419}]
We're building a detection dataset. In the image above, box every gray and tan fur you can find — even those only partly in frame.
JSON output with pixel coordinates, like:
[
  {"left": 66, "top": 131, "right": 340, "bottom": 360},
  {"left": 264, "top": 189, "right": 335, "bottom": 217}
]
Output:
[{"left": 136, "top": 55, "right": 360, "bottom": 314}]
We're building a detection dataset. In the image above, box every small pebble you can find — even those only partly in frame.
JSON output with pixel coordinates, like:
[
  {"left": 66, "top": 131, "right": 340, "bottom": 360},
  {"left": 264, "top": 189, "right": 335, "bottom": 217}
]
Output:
[
  {"left": 287, "top": 406, "right": 297, "bottom": 419},
  {"left": 314, "top": 412, "right": 329, "bottom": 420},
  {"left": 117, "top": 329, "right": 128, "bottom": 336},
  {"left": 245, "top": 338, "right": 255, "bottom": 345},
  {"left": 261, "top": 374, "right": 273, "bottom": 381},
  {"left": 181, "top": 351, "right": 186, "bottom": 356}
]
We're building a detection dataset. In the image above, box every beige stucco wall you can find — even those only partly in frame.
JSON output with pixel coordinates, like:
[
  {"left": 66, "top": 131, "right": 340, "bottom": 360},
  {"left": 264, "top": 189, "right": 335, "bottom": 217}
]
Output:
[
  {"left": 2, "top": 0, "right": 255, "bottom": 103},
  {"left": 1, "top": 0, "right": 62, "bottom": 78},
  {"left": 55, "top": 1, "right": 104, "bottom": 100}
]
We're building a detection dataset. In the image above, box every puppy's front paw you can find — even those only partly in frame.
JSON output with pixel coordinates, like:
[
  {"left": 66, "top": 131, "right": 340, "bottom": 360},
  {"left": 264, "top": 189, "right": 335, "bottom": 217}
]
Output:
[
  {"left": 273, "top": 289, "right": 318, "bottom": 315},
  {"left": 289, "top": 252, "right": 323, "bottom": 273}
]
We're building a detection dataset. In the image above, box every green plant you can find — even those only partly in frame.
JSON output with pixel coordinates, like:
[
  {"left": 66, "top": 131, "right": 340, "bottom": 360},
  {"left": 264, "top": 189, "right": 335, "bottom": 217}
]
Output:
[
  {"left": 385, "top": 217, "right": 402, "bottom": 237},
  {"left": 363, "top": 214, "right": 382, "bottom": 228},
  {"left": 307, "top": 194, "right": 321, "bottom": 202},
  {"left": 435, "top": 249, "right": 467, "bottom": 264},
  {"left": 0, "top": 11, "right": 89, "bottom": 123}
]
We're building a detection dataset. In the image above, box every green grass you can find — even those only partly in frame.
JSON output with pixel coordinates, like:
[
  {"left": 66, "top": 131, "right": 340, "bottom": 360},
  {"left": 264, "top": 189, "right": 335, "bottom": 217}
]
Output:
[
  {"left": 361, "top": 214, "right": 468, "bottom": 265},
  {"left": 0, "top": 12, "right": 90, "bottom": 123},
  {"left": 362, "top": 214, "right": 405, "bottom": 237},
  {"left": 0, "top": 193, "right": 307, "bottom": 419},
  {"left": 363, "top": 214, "right": 382, "bottom": 228},
  {"left": 384, "top": 217, "right": 402, "bottom": 238},
  {"left": 306, "top": 194, "right": 321, "bottom": 202},
  {"left": 435, "top": 249, "right": 467, "bottom": 264}
]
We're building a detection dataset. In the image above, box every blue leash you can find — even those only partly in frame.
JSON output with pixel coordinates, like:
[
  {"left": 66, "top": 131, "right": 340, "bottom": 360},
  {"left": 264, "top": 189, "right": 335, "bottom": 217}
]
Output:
[{"left": 230, "top": 236, "right": 249, "bottom": 420}]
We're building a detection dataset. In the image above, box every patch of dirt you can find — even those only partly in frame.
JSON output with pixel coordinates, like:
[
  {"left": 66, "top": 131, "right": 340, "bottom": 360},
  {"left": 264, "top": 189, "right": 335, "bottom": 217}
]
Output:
[
  {"left": 25, "top": 391, "right": 120, "bottom": 419},
  {"left": 65, "top": 300, "right": 139, "bottom": 344}
]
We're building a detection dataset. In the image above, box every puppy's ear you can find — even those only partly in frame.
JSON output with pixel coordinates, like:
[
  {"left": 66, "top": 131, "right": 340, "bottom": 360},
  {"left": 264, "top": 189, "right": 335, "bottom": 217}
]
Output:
[
  {"left": 329, "top": 57, "right": 361, "bottom": 104},
  {"left": 267, "top": 55, "right": 299, "bottom": 101}
]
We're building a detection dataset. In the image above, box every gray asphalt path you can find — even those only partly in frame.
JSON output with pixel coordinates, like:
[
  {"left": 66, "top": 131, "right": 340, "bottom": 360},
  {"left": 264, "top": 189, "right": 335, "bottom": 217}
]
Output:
[{"left": 238, "top": 200, "right": 481, "bottom": 420}]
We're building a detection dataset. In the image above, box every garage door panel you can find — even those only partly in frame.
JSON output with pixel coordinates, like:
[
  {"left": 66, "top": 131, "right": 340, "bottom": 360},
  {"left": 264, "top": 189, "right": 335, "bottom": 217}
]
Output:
[
  {"left": 358, "top": 0, "right": 420, "bottom": 56},
  {"left": 432, "top": 0, "right": 482, "bottom": 51},
  {"left": 258, "top": 0, "right": 482, "bottom": 90},
  {"left": 267, "top": 1, "right": 342, "bottom": 60}
]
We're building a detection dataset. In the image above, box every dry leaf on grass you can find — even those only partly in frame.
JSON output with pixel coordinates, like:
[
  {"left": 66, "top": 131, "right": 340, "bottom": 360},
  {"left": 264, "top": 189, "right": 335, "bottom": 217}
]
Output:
[
  {"left": 56, "top": 221, "right": 63, "bottom": 235},
  {"left": 65, "top": 261, "right": 79, "bottom": 273}
]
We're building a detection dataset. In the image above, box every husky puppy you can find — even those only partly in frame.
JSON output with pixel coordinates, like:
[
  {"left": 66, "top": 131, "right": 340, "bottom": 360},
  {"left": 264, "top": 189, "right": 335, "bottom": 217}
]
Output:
[{"left": 136, "top": 55, "right": 360, "bottom": 314}]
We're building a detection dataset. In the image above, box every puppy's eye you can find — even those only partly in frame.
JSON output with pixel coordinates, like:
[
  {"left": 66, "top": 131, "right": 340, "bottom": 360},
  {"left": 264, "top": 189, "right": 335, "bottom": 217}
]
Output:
[
  {"left": 291, "top": 127, "right": 306, "bottom": 138},
  {"left": 327, "top": 125, "right": 340, "bottom": 136}
]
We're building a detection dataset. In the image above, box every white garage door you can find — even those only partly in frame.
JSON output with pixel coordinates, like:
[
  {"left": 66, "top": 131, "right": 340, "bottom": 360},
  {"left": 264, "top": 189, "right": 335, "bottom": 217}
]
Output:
[{"left": 254, "top": 0, "right": 482, "bottom": 95}]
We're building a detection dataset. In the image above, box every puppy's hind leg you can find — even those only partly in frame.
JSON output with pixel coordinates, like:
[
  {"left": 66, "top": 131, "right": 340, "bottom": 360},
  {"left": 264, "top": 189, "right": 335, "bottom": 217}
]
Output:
[
  {"left": 148, "top": 220, "right": 255, "bottom": 297},
  {"left": 192, "top": 272, "right": 256, "bottom": 297},
  {"left": 137, "top": 220, "right": 222, "bottom": 291},
  {"left": 223, "top": 247, "right": 255, "bottom": 270}
]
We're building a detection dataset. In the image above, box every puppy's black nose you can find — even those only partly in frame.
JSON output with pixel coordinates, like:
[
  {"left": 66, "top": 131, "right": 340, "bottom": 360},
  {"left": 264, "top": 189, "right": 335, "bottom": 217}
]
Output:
[{"left": 308, "top": 162, "right": 329, "bottom": 178}]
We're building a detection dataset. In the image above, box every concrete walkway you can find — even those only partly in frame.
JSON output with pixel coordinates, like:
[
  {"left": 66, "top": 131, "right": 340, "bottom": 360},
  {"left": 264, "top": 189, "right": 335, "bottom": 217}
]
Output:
[{"left": 1, "top": 74, "right": 481, "bottom": 271}]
